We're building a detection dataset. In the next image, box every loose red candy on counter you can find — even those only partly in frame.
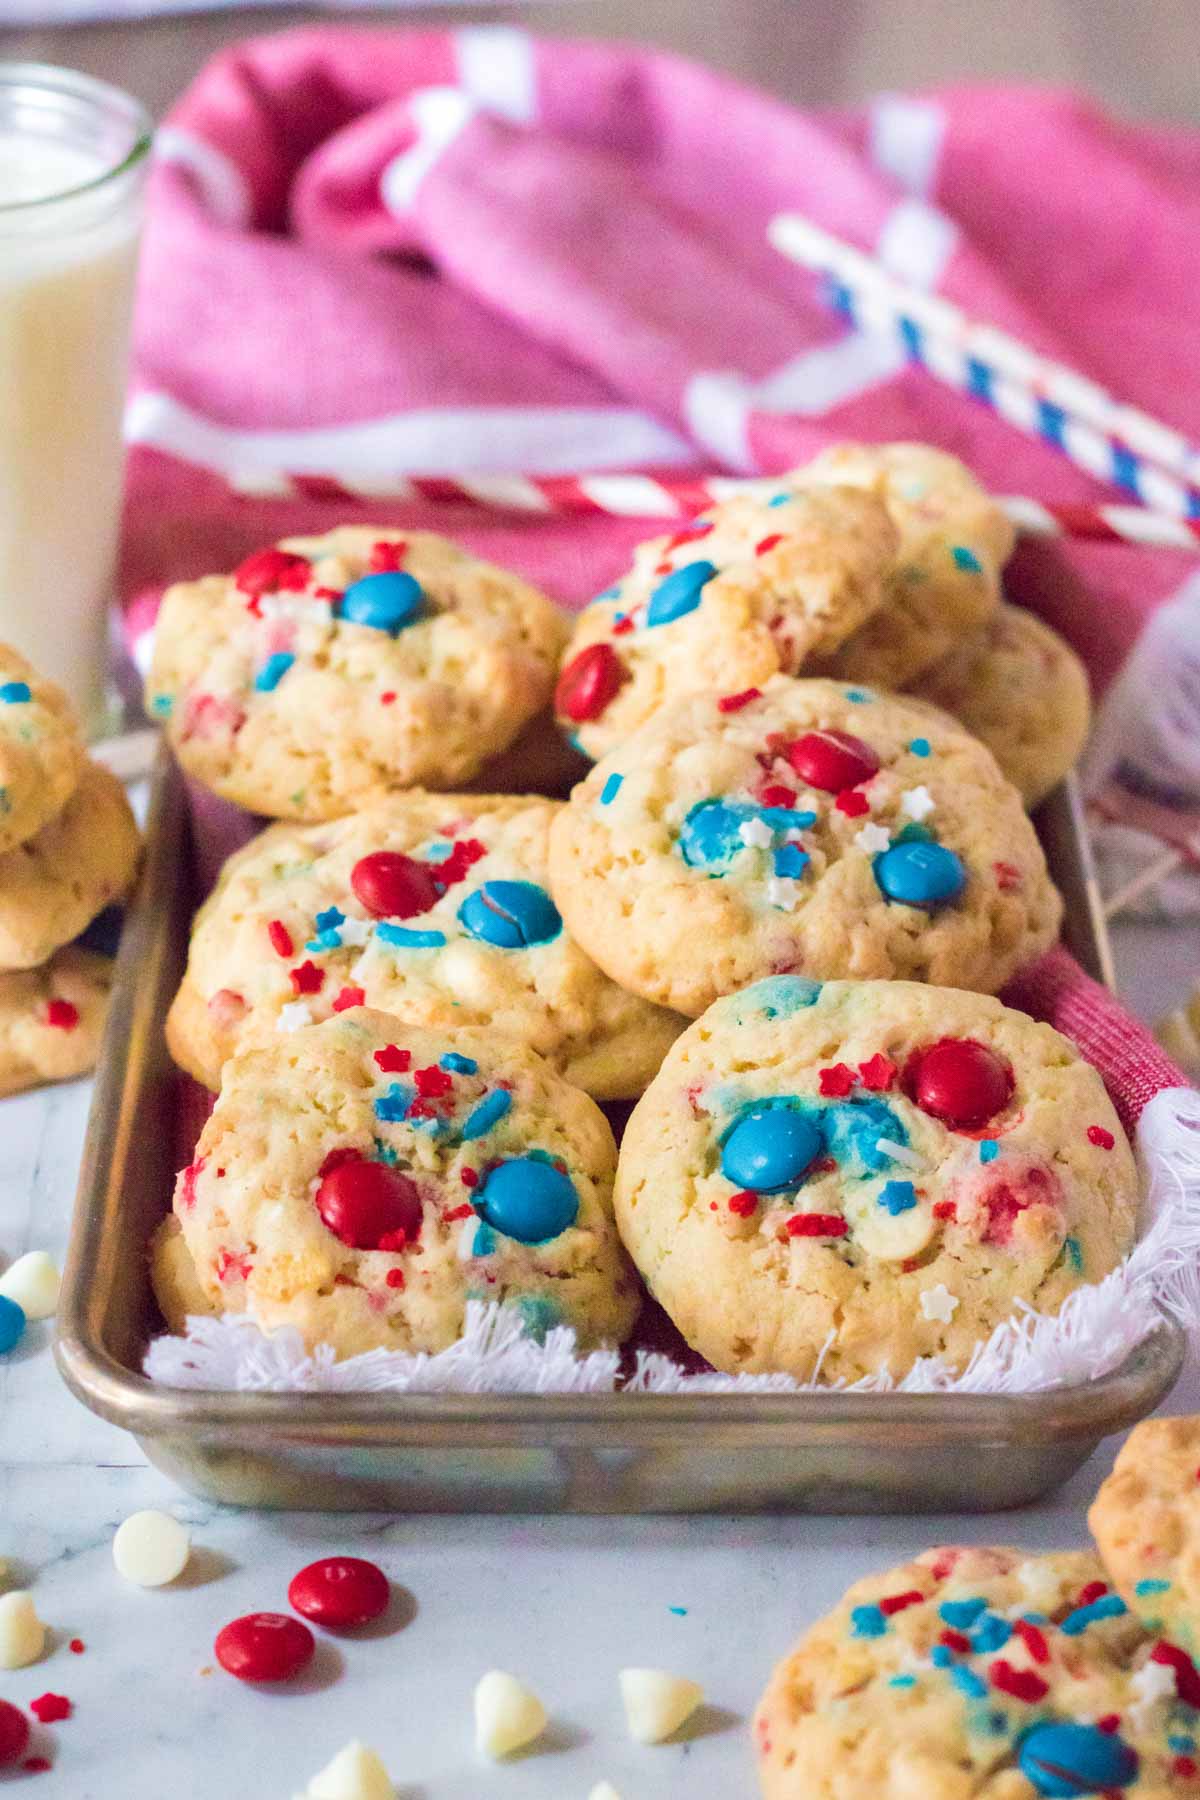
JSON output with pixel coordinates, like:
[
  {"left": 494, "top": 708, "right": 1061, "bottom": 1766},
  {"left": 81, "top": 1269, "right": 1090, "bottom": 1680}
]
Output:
[
  {"left": 907, "top": 1038, "right": 1014, "bottom": 1129},
  {"left": 786, "top": 729, "right": 880, "bottom": 793},
  {"left": 288, "top": 1557, "right": 390, "bottom": 1630},
  {"left": 214, "top": 1613, "right": 315, "bottom": 1683},
  {"left": 555, "top": 643, "right": 626, "bottom": 722},
  {"left": 0, "top": 1701, "right": 29, "bottom": 1767},
  {"left": 29, "top": 1696, "right": 70, "bottom": 1725},
  {"left": 351, "top": 852, "right": 440, "bottom": 920},
  {"left": 316, "top": 1160, "right": 423, "bottom": 1251}
]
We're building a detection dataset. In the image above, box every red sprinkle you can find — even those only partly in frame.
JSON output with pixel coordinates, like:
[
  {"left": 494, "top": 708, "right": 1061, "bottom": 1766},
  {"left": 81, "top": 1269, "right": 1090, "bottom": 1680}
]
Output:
[
  {"left": 818, "top": 1063, "right": 856, "bottom": 1098},
  {"left": 932, "top": 1201, "right": 957, "bottom": 1222},
  {"left": 233, "top": 547, "right": 310, "bottom": 601},
  {"left": 68, "top": 1640, "right": 85, "bottom": 1656},
  {"left": 611, "top": 615, "right": 635, "bottom": 635},
  {"left": 385, "top": 1269, "right": 405, "bottom": 1290},
  {"left": 1096, "top": 1714, "right": 1121, "bottom": 1735},
  {"left": 332, "top": 985, "right": 366, "bottom": 1013},
  {"left": 879, "top": 1590, "right": 925, "bottom": 1617},
  {"left": 288, "top": 1556, "right": 390, "bottom": 1630},
  {"left": 717, "top": 688, "right": 762, "bottom": 713},
  {"left": 460, "top": 1168, "right": 479, "bottom": 1188},
  {"left": 289, "top": 961, "right": 324, "bottom": 996},
  {"left": 214, "top": 1613, "right": 315, "bottom": 1683},
  {"left": 45, "top": 999, "right": 79, "bottom": 1031},
  {"left": 663, "top": 522, "right": 714, "bottom": 552},
  {"left": 989, "top": 1660, "right": 1049, "bottom": 1703},
  {"left": 215, "top": 1249, "right": 252, "bottom": 1284},
  {"left": 267, "top": 920, "right": 294, "bottom": 958},
  {"left": 758, "top": 784, "right": 797, "bottom": 809},
  {"left": 1076, "top": 1580, "right": 1109, "bottom": 1607},
  {"left": 367, "top": 540, "right": 406, "bottom": 573},
  {"left": 728, "top": 1191, "right": 759, "bottom": 1218},
  {"left": 1011, "top": 1619, "right": 1049, "bottom": 1663},
  {"left": 555, "top": 642, "right": 627, "bottom": 723},
  {"left": 380, "top": 691, "right": 397, "bottom": 705},
  {"left": 834, "top": 788, "right": 871, "bottom": 817},
  {"left": 857, "top": 1053, "right": 897, "bottom": 1091},
  {"left": 755, "top": 533, "right": 785, "bottom": 556},
  {"left": 178, "top": 1156, "right": 206, "bottom": 1210},
  {"left": 29, "top": 1696, "right": 70, "bottom": 1726},
  {"left": 0, "top": 1700, "right": 30, "bottom": 1767},
  {"left": 433, "top": 838, "right": 487, "bottom": 889},
  {"left": 414, "top": 1065, "right": 453, "bottom": 1098},
  {"left": 938, "top": 1629, "right": 972, "bottom": 1654},
  {"left": 993, "top": 860, "right": 1023, "bottom": 891},
  {"left": 1087, "top": 1125, "right": 1116, "bottom": 1150},
  {"left": 1151, "top": 1641, "right": 1200, "bottom": 1709},
  {"left": 443, "top": 1203, "right": 476, "bottom": 1222},
  {"left": 375, "top": 1045, "right": 412, "bottom": 1073},
  {"left": 785, "top": 1213, "right": 848, "bottom": 1238},
  {"left": 1174, "top": 1756, "right": 1199, "bottom": 1780}
]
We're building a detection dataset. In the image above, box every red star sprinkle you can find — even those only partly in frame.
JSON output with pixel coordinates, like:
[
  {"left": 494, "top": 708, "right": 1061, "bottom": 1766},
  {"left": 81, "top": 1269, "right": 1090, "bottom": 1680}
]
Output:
[
  {"left": 989, "top": 1661, "right": 1049, "bottom": 1703},
  {"left": 879, "top": 1591, "right": 925, "bottom": 1617},
  {"left": 728, "top": 1192, "right": 759, "bottom": 1217},
  {"left": 267, "top": 920, "right": 294, "bottom": 958},
  {"left": 717, "top": 688, "right": 762, "bottom": 713},
  {"left": 374, "top": 1046, "right": 411, "bottom": 1073},
  {"left": 754, "top": 533, "right": 784, "bottom": 556},
  {"left": 385, "top": 1269, "right": 406, "bottom": 1290},
  {"left": 45, "top": 999, "right": 79, "bottom": 1030},
  {"left": 414, "top": 1065, "right": 453, "bottom": 1098},
  {"left": 835, "top": 789, "right": 870, "bottom": 817},
  {"left": 785, "top": 1214, "right": 848, "bottom": 1238},
  {"left": 757, "top": 783, "right": 797, "bottom": 808},
  {"left": 367, "top": 540, "right": 406, "bottom": 573},
  {"left": 331, "top": 986, "right": 366, "bottom": 1013},
  {"left": 29, "top": 1696, "right": 70, "bottom": 1725},
  {"left": 857, "top": 1053, "right": 897, "bottom": 1091},
  {"left": 1087, "top": 1125, "right": 1115, "bottom": 1150},
  {"left": 289, "top": 962, "right": 324, "bottom": 995},
  {"left": 818, "top": 1063, "right": 856, "bottom": 1098}
]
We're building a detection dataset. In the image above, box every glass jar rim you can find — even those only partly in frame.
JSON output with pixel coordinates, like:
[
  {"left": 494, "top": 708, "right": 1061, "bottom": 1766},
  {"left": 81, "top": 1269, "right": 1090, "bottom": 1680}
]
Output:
[{"left": 0, "top": 61, "right": 153, "bottom": 214}]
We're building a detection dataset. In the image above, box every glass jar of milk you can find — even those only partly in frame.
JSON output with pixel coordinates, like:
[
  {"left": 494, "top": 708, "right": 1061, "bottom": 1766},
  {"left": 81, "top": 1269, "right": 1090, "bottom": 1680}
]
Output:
[{"left": 0, "top": 65, "right": 151, "bottom": 736}]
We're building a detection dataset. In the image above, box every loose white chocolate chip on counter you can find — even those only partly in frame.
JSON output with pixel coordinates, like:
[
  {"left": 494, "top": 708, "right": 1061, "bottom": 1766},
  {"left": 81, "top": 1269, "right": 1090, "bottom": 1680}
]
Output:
[
  {"left": 618, "top": 1668, "right": 704, "bottom": 1744},
  {"left": 112, "top": 1509, "right": 191, "bottom": 1587},
  {"left": 295, "top": 1740, "right": 396, "bottom": 1800},
  {"left": 589, "top": 1785, "right": 624, "bottom": 1800},
  {"left": 474, "top": 1669, "right": 548, "bottom": 1759},
  {"left": 0, "top": 1590, "right": 46, "bottom": 1669},
  {"left": 0, "top": 1251, "right": 60, "bottom": 1319}
]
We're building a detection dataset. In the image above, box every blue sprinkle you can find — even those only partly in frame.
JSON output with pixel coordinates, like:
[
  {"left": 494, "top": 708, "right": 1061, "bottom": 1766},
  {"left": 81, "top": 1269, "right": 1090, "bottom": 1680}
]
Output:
[
  {"left": 376, "top": 923, "right": 447, "bottom": 949},
  {"left": 909, "top": 737, "right": 931, "bottom": 758},
  {"left": 461, "top": 1089, "right": 513, "bottom": 1141},
  {"left": 950, "top": 1666, "right": 988, "bottom": 1699},
  {"left": 930, "top": 1645, "right": 953, "bottom": 1668},
  {"left": 939, "top": 1598, "right": 988, "bottom": 1629},
  {"left": 0, "top": 682, "right": 31, "bottom": 705},
  {"left": 850, "top": 1605, "right": 887, "bottom": 1639},
  {"left": 888, "top": 1674, "right": 917, "bottom": 1689},
  {"left": 254, "top": 651, "right": 295, "bottom": 692},
  {"left": 844, "top": 688, "right": 871, "bottom": 703},
  {"left": 314, "top": 906, "right": 345, "bottom": 933},
  {"left": 760, "top": 807, "right": 818, "bottom": 831},
  {"left": 373, "top": 1082, "right": 414, "bottom": 1122},
  {"left": 979, "top": 1140, "right": 999, "bottom": 1164},
  {"left": 441, "top": 1053, "right": 478, "bottom": 1075},
  {"left": 600, "top": 773, "right": 624, "bottom": 805},
  {"left": 305, "top": 930, "right": 342, "bottom": 952},
  {"left": 1136, "top": 1578, "right": 1172, "bottom": 1596},
  {"left": 773, "top": 843, "right": 810, "bottom": 880},
  {"left": 1170, "top": 1735, "right": 1197, "bottom": 1754},
  {"left": 424, "top": 841, "right": 454, "bottom": 863},
  {"left": 646, "top": 560, "right": 717, "bottom": 627},
  {"left": 970, "top": 1615, "right": 1012, "bottom": 1654},
  {"left": 409, "top": 1110, "right": 449, "bottom": 1137},
  {"left": 1059, "top": 1594, "right": 1127, "bottom": 1635},
  {"left": 951, "top": 545, "right": 983, "bottom": 573},
  {"left": 471, "top": 1222, "right": 498, "bottom": 1257},
  {"left": 594, "top": 586, "right": 621, "bottom": 603},
  {"left": 149, "top": 692, "right": 174, "bottom": 718},
  {"left": 668, "top": 1606, "right": 688, "bottom": 1617},
  {"left": 879, "top": 1179, "right": 917, "bottom": 1215},
  {"left": 1063, "top": 1235, "right": 1083, "bottom": 1272},
  {"left": 373, "top": 1138, "right": 398, "bottom": 1166},
  {"left": 767, "top": 492, "right": 792, "bottom": 507}
]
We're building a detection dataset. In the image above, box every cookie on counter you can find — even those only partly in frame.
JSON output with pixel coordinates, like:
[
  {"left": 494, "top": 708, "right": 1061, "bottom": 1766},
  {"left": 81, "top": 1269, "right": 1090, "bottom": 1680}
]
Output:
[
  {"left": 1090, "top": 1416, "right": 1200, "bottom": 1655},
  {"left": 0, "top": 947, "right": 113, "bottom": 1098},
  {"left": 152, "top": 1009, "right": 639, "bottom": 1358},
  {"left": 166, "top": 791, "right": 683, "bottom": 1101},
  {"left": 796, "top": 442, "right": 1014, "bottom": 688},
  {"left": 0, "top": 642, "right": 85, "bottom": 856},
  {"left": 755, "top": 1545, "right": 1184, "bottom": 1798},
  {"left": 554, "top": 484, "right": 897, "bottom": 761},
  {"left": 549, "top": 678, "right": 1061, "bottom": 1018},
  {"left": 145, "top": 528, "right": 568, "bottom": 819},
  {"left": 906, "top": 604, "right": 1091, "bottom": 809},
  {"left": 614, "top": 978, "right": 1136, "bottom": 1384},
  {"left": 0, "top": 761, "right": 139, "bottom": 970}
]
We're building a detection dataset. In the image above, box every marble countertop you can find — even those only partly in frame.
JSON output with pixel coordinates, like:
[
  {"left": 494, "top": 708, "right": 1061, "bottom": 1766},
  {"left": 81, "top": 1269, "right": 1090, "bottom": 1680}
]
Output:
[{"left": 2, "top": 921, "right": 1196, "bottom": 1799}]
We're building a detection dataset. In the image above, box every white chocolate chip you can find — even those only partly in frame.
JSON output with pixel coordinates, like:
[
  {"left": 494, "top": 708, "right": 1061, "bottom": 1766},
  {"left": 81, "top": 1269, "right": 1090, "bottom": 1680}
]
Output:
[
  {"left": 919, "top": 1283, "right": 959, "bottom": 1324},
  {"left": 1128, "top": 1657, "right": 1177, "bottom": 1724},
  {"left": 474, "top": 1670, "right": 547, "bottom": 1759},
  {"left": 846, "top": 1189, "right": 935, "bottom": 1263},
  {"left": 589, "top": 1786, "right": 624, "bottom": 1800},
  {"left": 297, "top": 1741, "right": 396, "bottom": 1800},
  {"left": 738, "top": 818, "right": 773, "bottom": 850},
  {"left": 277, "top": 1001, "right": 314, "bottom": 1032},
  {"left": 618, "top": 1668, "right": 704, "bottom": 1744},
  {"left": 0, "top": 1590, "right": 45, "bottom": 1669},
  {"left": 901, "top": 785, "right": 935, "bottom": 821},
  {"left": 112, "top": 1509, "right": 191, "bottom": 1587},
  {"left": 1016, "top": 1558, "right": 1069, "bottom": 1613},
  {"left": 854, "top": 823, "right": 892, "bottom": 855},
  {"left": 0, "top": 1250, "right": 60, "bottom": 1319}
]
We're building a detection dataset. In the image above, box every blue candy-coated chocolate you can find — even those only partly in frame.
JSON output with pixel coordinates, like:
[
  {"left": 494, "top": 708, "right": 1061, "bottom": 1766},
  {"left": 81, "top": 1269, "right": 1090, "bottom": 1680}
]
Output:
[
  {"left": 874, "top": 839, "right": 966, "bottom": 908},
  {"left": 75, "top": 904, "right": 124, "bottom": 958},
  {"left": 376, "top": 923, "right": 446, "bottom": 949},
  {"left": 254, "top": 651, "right": 295, "bottom": 692},
  {"left": 460, "top": 1089, "right": 512, "bottom": 1141},
  {"left": 646, "top": 560, "right": 717, "bottom": 627},
  {"left": 735, "top": 976, "right": 823, "bottom": 1021},
  {"left": 339, "top": 570, "right": 425, "bottom": 634},
  {"left": 678, "top": 800, "right": 752, "bottom": 868},
  {"left": 1017, "top": 1721, "right": 1139, "bottom": 1796},
  {"left": 458, "top": 880, "right": 562, "bottom": 949},
  {"left": 0, "top": 682, "right": 31, "bottom": 704},
  {"left": 0, "top": 1296, "right": 26, "bottom": 1354},
  {"left": 822, "top": 1097, "right": 908, "bottom": 1175},
  {"left": 720, "top": 1104, "right": 822, "bottom": 1193},
  {"left": 474, "top": 1154, "right": 579, "bottom": 1244}
]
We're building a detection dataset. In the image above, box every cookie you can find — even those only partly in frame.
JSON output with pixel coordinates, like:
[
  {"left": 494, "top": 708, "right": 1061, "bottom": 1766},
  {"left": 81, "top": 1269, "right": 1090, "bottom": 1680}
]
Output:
[
  {"left": 153, "top": 1008, "right": 639, "bottom": 1358},
  {"left": 614, "top": 977, "right": 1135, "bottom": 1383},
  {"left": 906, "top": 605, "right": 1091, "bottom": 809},
  {"left": 166, "top": 791, "right": 683, "bottom": 1101},
  {"left": 1090, "top": 1417, "right": 1200, "bottom": 1655},
  {"left": 145, "top": 528, "right": 569, "bottom": 819},
  {"left": 755, "top": 1544, "right": 1193, "bottom": 1798},
  {"left": 0, "top": 642, "right": 85, "bottom": 855},
  {"left": 0, "top": 761, "right": 139, "bottom": 970},
  {"left": 554, "top": 484, "right": 897, "bottom": 762},
  {"left": 548, "top": 677, "right": 1061, "bottom": 1017},
  {"left": 0, "top": 947, "right": 113, "bottom": 1098},
  {"left": 467, "top": 708, "right": 591, "bottom": 798},
  {"left": 796, "top": 442, "right": 1014, "bottom": 688}
]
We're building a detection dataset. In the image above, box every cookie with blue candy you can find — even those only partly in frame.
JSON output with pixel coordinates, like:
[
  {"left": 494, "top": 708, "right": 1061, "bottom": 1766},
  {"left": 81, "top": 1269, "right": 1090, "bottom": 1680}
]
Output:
[
  {"left": 549, "top": 676, "right": 1061, "bottom": 1018},
  {"left": 0, "top": 640, "right": 85, "bottom": 856},
  {"left": 1091, "top": 1416, "right": 1200, "bottom": 1664},
  {"left": 145, "top": 527, "right": 568, "bottom": 820}
]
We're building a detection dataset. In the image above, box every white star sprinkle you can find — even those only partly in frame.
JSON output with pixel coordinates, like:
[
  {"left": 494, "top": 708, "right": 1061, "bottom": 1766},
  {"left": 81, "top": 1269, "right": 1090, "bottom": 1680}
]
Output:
[
  {"left": 919, "top": 1283, "right": 959, "bottom": 1324},
  {"left": 901, "top": 785, "right": 936, "bottom": 821},
  {"left": 766, "top": 876, "right": 801, "bottom": 910},
  {"left": 854, "top": 822, "right": 892, "bottom": 855},
  {"left": 738, "top": 817, "right": 774, "bottom": 849},
  {"left": 1128, "top": 1658, "right": 1177, "bottom": 1723},
  {"left": 277, "top": 1001, "right": 314, "bottom": 1032},
  {"left": 337, "top": 916, "right": 373, "bottom": 948}
]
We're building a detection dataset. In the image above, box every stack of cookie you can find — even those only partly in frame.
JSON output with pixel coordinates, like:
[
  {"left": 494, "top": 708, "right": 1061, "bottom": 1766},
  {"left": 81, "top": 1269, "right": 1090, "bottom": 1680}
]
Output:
[
  {"left": 143, "top": 448, "right": 1131, "bottom": 1383},
  {"left": 0, "top": 644, "right": 139, "bottom": 1098}
]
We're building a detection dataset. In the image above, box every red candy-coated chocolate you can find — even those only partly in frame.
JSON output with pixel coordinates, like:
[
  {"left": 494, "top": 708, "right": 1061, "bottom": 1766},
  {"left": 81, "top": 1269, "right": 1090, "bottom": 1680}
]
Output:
[
  {"left": 316, "top": 1160, "right": 423, "bottom": 1251},
  {"left": 0, "top": 1701, "right": 29, "bottom": 1767},
  {"left": 351, "top": 851, "right": 440, "bottom": 920},
  {"left": 234, "top": 548, "right": 310, "bottom": 599},
  {"left": 287, "top": 1557, "right": 390, "bottom": 1630},
  {"left": 555, "top": 643, "right": 626, "bottom": 722},
  {"left": 214, "top": 1613, "right": 315, "bottom": 1683},
  {"left": 786, "top": 729, "right": 880, "bottom": 793},
  {"left": 906, "top": 1038, "right": 1014, "bottom": 1129}
]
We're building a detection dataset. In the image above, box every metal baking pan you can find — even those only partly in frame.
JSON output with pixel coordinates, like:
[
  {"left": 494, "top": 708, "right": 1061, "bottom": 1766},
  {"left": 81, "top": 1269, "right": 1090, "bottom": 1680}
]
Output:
[{"left": 55, "top": 751, "right": 1180, "bottom": 1512}]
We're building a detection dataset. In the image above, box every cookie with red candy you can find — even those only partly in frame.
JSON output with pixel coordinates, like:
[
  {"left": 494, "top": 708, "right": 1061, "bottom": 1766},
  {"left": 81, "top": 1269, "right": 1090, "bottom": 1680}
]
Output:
[{"left": 0, "top": 946, "right": 113, "bottom": 1099}]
